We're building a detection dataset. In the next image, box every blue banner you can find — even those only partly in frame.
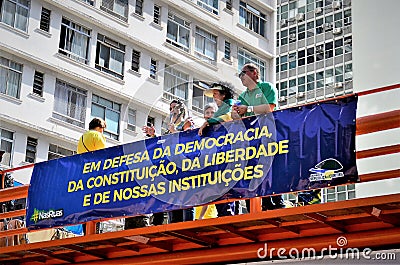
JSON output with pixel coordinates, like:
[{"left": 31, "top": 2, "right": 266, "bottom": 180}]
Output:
[{"left": 26, "top": 96, "right": 358, "bottom": 229}]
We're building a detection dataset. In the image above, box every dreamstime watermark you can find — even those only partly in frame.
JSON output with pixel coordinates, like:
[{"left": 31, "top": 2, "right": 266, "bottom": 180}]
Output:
[{"left": 257, "top": 236, "right": 397, "bottom": 261}]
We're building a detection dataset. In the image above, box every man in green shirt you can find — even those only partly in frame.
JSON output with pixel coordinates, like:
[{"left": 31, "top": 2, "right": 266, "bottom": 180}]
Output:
[
  {"left": 232, "top": 63, "right": 284, "bottom": 212},
  {"left": 232, "top": 63, "right": 278, "bottom": 117}
]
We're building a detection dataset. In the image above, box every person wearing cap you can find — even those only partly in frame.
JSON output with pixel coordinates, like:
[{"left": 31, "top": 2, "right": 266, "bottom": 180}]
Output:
[
  {"left": 232, "top": 63, "right": 284, "bottom": 212},
  {"left": 232, "top": 63, "right": 278, "bottom": 119},
  {"left": 197, "top": 82, "right": 237, "bottom": 217},
  {"left": 198, "top": 81, "right": 236, "bottom": 136}
]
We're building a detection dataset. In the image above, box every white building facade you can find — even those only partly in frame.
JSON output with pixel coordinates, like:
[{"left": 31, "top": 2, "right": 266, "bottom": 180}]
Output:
[{"left": 0, "top": 0, "right": 276, "bottom": 184}]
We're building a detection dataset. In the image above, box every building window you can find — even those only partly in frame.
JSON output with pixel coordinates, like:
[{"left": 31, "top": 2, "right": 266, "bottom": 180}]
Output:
[
  {"left": 33, "top": 70, "right": 44, "bottom": 96},
  {"left": 91, "top": 94, "right": 121, "bottom": 140},
  {"left": 39, "top": 7, "right": 51, "bottom": 32},
  {"left": 127, "top": 108, "right": 136, "bottom": 131},
  {"left": 59, "top": 18, "right": 91, "bottom": 64},
  {"left": 0, "top": 57, "right": 23, "bottom": 99},
  {"left": 0, "top": 0, "right": 30, "bottom": 32},
  {"left": 307, "top": 73, "right": 315, "bottom": 92},
  {"left": 238, "top": 49, "right": 266, "bottom": 82},
  {"left": 344, "top": 63, "right": 352, "bottom": 81},
  {"left": 100, "top": 0, "right": 128, "bottom": 21},
  {"left": 150, "top": 58, "right": 157, "bottom": 79},
  {"left": 95, "top": 33, "right": 125, "bottom": 79},
  {"left": 224, "top": 41, "right": 231, "bottom": 60},
  {"left": 298, "top": 76, "right": 306, "bottom": 93},
  {"left": 192, "top": 80, "right": 212, "bottom": 113},
  {"left": 163, "top": 65, "right": 189, "bottom": 101},
  {"left": 196, "top": 0, "right": 218, "bottom": 15},
  {"left": 0, "top": 128, "right": 14, "bottom": 166},
  {"left": 147, "top": 116, "right": 155, "bottom": 127},
  {"left": 298, "top": 50, "right": 305, "bottom": 66},
  {"left": 166, "top": 12, "right": 190, "bottom": 52},
  {"left": 131, "top": 49, "right": 140, "bottom": 72},
  {"left": 280, "top": 55, "right": 288, "bottom": 71},
  {"left": 48, "top": 143, "right": 75, "bottom": 160},
  {"left": 25, "top": 137, "right": 37, "bottom": 163},
  {"left": 194, "top": 27, "right": 217, "bottom": 64},
  {"left": 239, "top": 1, "right": 266, "bottom": 37},
  {"left": 135, "top": 0, "right": 143, "bottom": 16},
  {"left": 323, "top": 184, "right": 355, "bottom": 202},
  {"left": 226, "top": 0, "right": 232, "bottom": 11},
  {"left": 288, "top": 52, "right": 296, "bottom": 69},
  {"left": 80, "top": 0, "right": 94, "bottom": 5},
  {"left": 325, "top": 41, "right": 333, "bottom": 59},
  {"left": 307, "top": 47, "right": 314, "bottom": 64},
  {"left": 153, "top": 4, "right": 161, "bottom": 25},
  {"left": 53, "top": 79, "right": 87, "bottom": 128}
]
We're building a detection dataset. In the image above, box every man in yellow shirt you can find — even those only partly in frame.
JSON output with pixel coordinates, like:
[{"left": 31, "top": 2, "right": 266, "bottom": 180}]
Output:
[{"left": 77, "top": 117, "right": 106, "bottom": 154}]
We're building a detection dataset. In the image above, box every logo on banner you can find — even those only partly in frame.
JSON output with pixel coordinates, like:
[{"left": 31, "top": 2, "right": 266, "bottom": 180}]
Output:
[
  {"left": 309, "top": 158, "right": 344, "bottom": 182},
  {"left": 30, "top": 208, "right": 64, "bottom": 224}
]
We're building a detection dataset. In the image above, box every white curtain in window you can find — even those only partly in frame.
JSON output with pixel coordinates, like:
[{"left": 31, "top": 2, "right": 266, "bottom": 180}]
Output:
[
  {"left": 7, "top": 70, "right": 21, "bottom": 98},
  {"left": 0, "top": 66, "right": 7, "bottom": 95},
  {"left": 114, "top": 0, "right": 127, "bottom": 18},
  {"left": 15, "top": 5, "right": 28, "bottom": 31},
  {"left": 2, "top": 0, "right": 16, "bottom": 27},
  {"left": 178, "top": 27, "right": 190, "bottom": 47},
  {"left": 163, "top": 70, "right": 174, "bottom": 93},
  {"left": 205, "top": 38, "right": 216, "bottom": 59},
  {"left": 110, "top": 49, "right": 123, "bottom": 74},
  {"left": 54, "top": 82, "right": 69, "bottom": 115}
]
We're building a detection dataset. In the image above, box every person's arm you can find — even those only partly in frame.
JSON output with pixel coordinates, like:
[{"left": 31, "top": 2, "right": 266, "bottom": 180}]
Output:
[{"left": 198, "top": 121, "right": 209, "bottom": 136}]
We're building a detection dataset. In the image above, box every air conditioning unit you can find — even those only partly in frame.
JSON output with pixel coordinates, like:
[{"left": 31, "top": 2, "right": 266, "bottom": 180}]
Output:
[
  {"left": 315, "top": 7, "right": 323, "bottom": 14},
  {"left": 323, "top": 23, "right": 333, "bottom": 30},
  {"left": 289, "top": 33, "right": 296, "bottom": 40},
  {"left": 332, "top": 1, "right": 341, "bottom": 9},
  {"left": 344, "top": 37, "right": 352, "bottom": 44},
  {"left": 333, "top": 27, "right": 342, "bottom": 34},
  {"left": 280, "top": 19, "right": 287, "bottom": 26},
  {"left": 297, "top": 92, "right": 305, "bottom": 98},
  {"left": 334, "top": 82, "right": 343, "bottom": 89},
  {"left": 278, "top": 96, "right": 287, "bottom": 102},
  {"left": 295, "top": 13, "right": 304, "bottom": 21}
]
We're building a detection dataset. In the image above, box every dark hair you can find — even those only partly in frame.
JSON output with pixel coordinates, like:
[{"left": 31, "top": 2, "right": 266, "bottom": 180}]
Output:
[
  {"left": 170, "top": 99, "right": 186, "bottom": 117},
  {"left": 89, "top": 117, "right": 106, "bottom": 130},
  {"left": 210, "top": 81, "right": 236, "bottom": 100}
]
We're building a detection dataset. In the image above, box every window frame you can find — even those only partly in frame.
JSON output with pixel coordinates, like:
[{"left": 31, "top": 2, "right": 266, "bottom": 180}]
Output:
[
  {"left": 166, "top": 12, "right": 191, "bottom": 52},
  {"left": 194, "top": 26, "right": 217, "bottom": 64},
  {"left": 239, "top": 1, "right": 266, "bottom": 37},
  {"left": 95, "top": 33, "right": 125, "bottom": 79},
  {"left": 39, "top": 6, "right": 51, "bottom": 32},
  {"left": 0, "top": 127, "right": 14, "bottom": 166},
  {"left": 238, "top": 49, "right": 266, "bottom": 82},
  {"left": 0, "top": 0, "right": 30, "bottom": 32},
  {"left": 33, "top": 70, "right": 44, "bottom": 97},
  {"left": 52, "top": 79, "right": 87, "bottom": 128},
  {"left": 91, "top": 94, "right": 121, "bottom": 140},
  {"left": 59, "top": 17, "right": 91, "bottom": 64},
  {"left": 0, "top": 56, "right": 23, "bottom": 99}
]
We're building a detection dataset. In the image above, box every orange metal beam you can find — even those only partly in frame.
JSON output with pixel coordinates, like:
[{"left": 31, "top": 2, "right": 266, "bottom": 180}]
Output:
[
  {"left": 359, "top": 169, "right": 400, "bottom": 182},
  {"left": 56, "top": 227, "right": 400, "bottom": 265},
  {"left": 0, "top": 185, "right": 29, "bottom": 203},
  {"left": 357, "top": 144, "right": 400, "bottom": 159},
  {"left": 356, "top": 109, "right": 400, "bottom": 135}
]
